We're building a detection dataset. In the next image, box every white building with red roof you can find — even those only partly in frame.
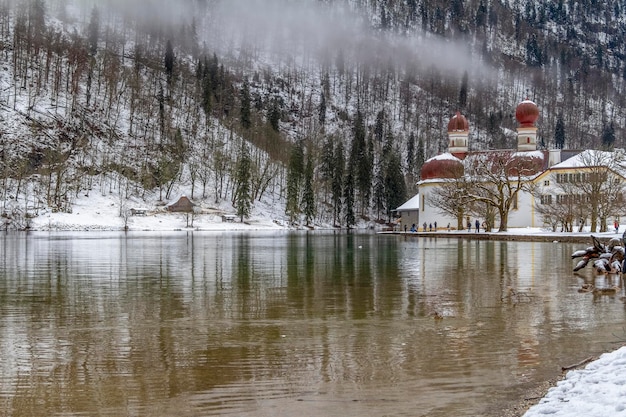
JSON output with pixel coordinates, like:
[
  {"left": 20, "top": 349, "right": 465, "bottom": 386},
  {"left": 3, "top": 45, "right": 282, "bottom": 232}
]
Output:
[{"left": 395, "top": 99, "right": 619, "bottom": 232}]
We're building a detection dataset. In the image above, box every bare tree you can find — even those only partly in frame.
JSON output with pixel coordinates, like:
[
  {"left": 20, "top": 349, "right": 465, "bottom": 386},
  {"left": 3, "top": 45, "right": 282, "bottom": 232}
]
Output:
[
  {"left": 566, "top": 150, "right": 626, "bottom": 232},
  {"left": 532, "top": 176, "right": 580, "bottom": 232},
  {"left": 462, "top": 151, "right": 541, "bottom": 232},
  {"left": 428, "top": 163, "right": 467, "bottom": 230}
]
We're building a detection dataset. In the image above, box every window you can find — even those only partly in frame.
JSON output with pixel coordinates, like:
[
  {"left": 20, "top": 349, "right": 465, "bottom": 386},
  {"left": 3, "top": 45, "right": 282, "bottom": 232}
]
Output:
[
  {"left": 544, "top": 180, "right": 550, "bottom": 186},
  {"left": 421, "top": 194, "right": 425, "bottom": 212},
  {"left": 540, "top": 195, "right": 552, "bottom": 204}
]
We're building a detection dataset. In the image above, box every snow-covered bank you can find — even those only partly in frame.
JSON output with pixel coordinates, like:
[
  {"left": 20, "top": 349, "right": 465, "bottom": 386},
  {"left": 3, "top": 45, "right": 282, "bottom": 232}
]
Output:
[
  {"left": 24, "top": 193, "right": 289, "bottom": 232},
  {"left": 523, "top": 346, "right": 626, "bottom": 417}
]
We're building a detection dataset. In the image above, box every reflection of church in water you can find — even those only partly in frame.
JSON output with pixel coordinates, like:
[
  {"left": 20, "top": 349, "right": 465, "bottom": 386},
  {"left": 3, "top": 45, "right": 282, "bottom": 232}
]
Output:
[{"left": 396, "top": 99, "right": 591, "bottom": 231}]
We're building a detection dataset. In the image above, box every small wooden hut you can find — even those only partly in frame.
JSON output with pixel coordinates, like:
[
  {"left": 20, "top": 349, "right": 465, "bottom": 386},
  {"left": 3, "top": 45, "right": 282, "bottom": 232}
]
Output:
[{"left": 166, "top": 195, "right": 195, "bottom": 213}]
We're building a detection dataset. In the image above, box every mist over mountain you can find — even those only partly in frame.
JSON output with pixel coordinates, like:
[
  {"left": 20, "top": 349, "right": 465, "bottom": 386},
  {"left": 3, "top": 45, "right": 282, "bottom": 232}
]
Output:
[{"left": 1, "top": 0, "right": 625, "bottom": 229}]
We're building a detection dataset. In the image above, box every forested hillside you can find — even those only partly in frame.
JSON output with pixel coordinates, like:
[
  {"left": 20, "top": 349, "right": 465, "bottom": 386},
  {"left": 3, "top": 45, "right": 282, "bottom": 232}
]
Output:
[{"left": 1, "top": 0, "right": 626, "bottom": 229}]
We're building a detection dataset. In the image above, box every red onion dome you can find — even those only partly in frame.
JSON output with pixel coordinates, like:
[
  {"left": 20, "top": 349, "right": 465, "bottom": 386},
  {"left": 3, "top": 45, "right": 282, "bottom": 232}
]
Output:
[
  {"left": 515, "top": 99, "right": 539, "bottom": 127},
  {"left": 420, "top": 154, "right": 464, "bottom": 180},
  {"left": 447, "top": 111, "right": 469, "bottom": 132}
]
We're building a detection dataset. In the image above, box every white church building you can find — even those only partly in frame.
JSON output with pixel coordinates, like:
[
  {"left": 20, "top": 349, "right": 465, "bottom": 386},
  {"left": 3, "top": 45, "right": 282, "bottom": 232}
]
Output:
[{"left": 396, "top": 99, "right": 619, "bottom": 232}]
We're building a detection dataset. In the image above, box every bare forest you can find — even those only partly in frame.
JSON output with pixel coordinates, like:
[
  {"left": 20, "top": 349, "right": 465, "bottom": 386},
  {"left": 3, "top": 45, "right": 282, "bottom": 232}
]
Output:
[{"left": 1, "top": 0, "right": 626, "bottom": 228}]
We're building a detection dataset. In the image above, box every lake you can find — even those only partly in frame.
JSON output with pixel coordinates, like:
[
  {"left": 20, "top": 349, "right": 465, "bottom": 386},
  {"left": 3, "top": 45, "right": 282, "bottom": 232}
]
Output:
[{"left": 0, "top": 231, "right": 624, "bottom": 416}]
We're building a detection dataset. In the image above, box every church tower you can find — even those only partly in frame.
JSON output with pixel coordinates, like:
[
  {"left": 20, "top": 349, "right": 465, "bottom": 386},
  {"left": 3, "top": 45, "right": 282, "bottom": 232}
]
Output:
[
  {"left": 515, "top": 99, "right": 539, "bottom": 151},
  {"left": 448, "top": 111, "right": 469, "bottom": 159}
]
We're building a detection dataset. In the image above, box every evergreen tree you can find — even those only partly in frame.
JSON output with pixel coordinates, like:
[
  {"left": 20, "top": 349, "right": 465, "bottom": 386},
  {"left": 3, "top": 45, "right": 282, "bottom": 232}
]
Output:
[
  {"left": 374, "top": 109, "right": 385, "bottom": 142},
  {"left": 475, "top": 0, "right": 487, "bottom": 27},
  {"left": 331, "top": 142, "right": 344, "bottom": 226},
  {"left": 526, "top": 34, "right": 543, "bottom": 67},
  {"left": 240, "top": 78, "right": 251, "bottom": 129},
  {"left": 554, "top": 114, "right": 565, "bottom": 149},
  {"left": 344, "top": 163, "right": 356, "bottom": 228},
  {"left": 268, "top": 98, "right": 281, "bottom": 132},
  {"left": 601, "top": 121, "right": 616, "bottom": 149},
  {"left": 302, "top": 153, "right": 315, "bottom": 226},
  {"left": 164, "top": 39, "right": 175, "bottom": 84},
  {"left": 459, "top": 70, "right": 468, "bottom": 110},
  {"left": 234, "top": 141, "right": 252, "bottom": 221},
  {"left": 351, "top": 111, "right": 372, "bottom": 214},
  {"left": 158, "top": 84, "right": 165, "bottom": 141},
  {"left": 318, "top": 92, "right": 326, "bottom": 126},
  {"left": 416, "top": 137, "right": 425, "bottom": 176},
  {"left": 406, "top": 132, "right": 415, "bottom": 175},
  {"left": 320, "top": 136, "right": 335, "bottom": 194},
  {"left": 87, "top": 6, "right": 99, "bottom": 56},
  {"left": 373, "top": 162, "right": 385, "bottom": 219},
  {"left": 285, "top": 141, "right": 304, "bottom": 223},
  {"left": 384, "top": 151, "right": 407, "bottom": 222}
]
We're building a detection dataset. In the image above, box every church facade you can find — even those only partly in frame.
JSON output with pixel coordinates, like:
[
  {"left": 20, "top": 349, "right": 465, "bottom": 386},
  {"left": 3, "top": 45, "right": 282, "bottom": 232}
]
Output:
[{"left": 396, "top": 100, "right": 619, "bottom": 232}]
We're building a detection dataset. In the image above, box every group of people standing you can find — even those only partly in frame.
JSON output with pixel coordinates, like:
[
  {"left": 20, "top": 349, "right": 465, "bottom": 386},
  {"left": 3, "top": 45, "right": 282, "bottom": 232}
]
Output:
[
  {"left": 467, "top": 219, "right": 481, "bottom": 233},
  {"left": 406, "top": 219, "right": 485, "bottom": 232}
]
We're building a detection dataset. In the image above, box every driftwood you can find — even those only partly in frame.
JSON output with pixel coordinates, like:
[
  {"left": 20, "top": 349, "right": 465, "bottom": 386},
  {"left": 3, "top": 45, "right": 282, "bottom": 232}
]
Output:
[{"left": 561, "top": 356, "right": 595, "bottom": 371}]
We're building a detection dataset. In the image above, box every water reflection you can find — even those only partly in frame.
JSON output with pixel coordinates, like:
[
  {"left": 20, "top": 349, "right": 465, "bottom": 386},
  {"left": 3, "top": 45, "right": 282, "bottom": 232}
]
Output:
[{"left": 0, "top": 232, "right": 624, "bottom": 416}]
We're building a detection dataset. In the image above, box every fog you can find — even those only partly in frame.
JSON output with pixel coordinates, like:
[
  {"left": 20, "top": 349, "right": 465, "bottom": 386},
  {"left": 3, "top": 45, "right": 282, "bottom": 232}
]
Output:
[{"left": 52, "top": 0, "right": 491, "bottom": 79}]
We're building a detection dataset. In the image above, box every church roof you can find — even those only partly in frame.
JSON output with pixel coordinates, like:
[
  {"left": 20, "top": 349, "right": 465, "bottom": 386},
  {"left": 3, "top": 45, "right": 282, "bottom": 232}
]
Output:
[{"left": 395, "top": 193, "right": 420, "bottom": 211}]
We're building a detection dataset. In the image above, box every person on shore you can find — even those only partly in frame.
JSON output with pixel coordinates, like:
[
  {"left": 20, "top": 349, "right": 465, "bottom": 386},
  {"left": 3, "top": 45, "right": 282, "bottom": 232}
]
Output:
[
  {"left": 475, "top": 219, "right": 480, "bottom": 233},
  {"left": 447, "top": 223, "right": 451, "bottom": 232},
  {"left": 429, "top": 223, "right": 432, "bottom": 232},
  {"left": 423, "top": 222, "right": 427, "bottom": 232},
  {"left": 434, "top": 221, "right": 437, "bottom": 231},
  {"left": 404, "top": 224, "right": 407, "bottom": 233},
  {"left": 410, "top": 223, "right": 416, "bottom": 232},
  {"left": 467, "top": 220, "right": 471, "bottom": 232},
  {"left": 615, "top": 220, "right": 619, "bottom": 233}
]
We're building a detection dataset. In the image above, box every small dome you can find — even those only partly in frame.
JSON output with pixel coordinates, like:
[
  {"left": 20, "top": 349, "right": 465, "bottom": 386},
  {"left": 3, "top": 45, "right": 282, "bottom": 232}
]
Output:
[
  {"left": 447, "top": 111, "right": 469, "bottom": 132},
  {"left": 515, "top": 100, "right": 539, "bottom": 127},
  {"left": 420, "top": 154, "right": 464, "bottom": 180}
]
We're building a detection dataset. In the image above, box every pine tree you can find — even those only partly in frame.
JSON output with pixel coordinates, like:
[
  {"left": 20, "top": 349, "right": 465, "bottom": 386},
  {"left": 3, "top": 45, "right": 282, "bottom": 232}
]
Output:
[
  {"left": 416, "top": 137, "right": 425, "bottom": 177},
  {"left": 601, "top": 121, "right": 615, "bottom": 150},
  {"left": 475, "top": 0, "right": 487, "bottom": 27},
  {"left": 234, "top": 141, "right": 252, "bottom": 221},
  {"left": 525, "top": 34, "right": 542, "bottom": 67},
  {"left": 320, "top": 135, "right": 335, "bottom": 197},
  {"left": 554, "top": 114, "right": 565, "bottom": 149},
  {"left": 285, "top": 141, "right": 304, "bottom": 223},
  {"left": 384, "top": 151, "right": 407, "bottom": 222},
  {"left": 331, "top": 142, "right": 344, "bottom": 226},
  {"left": 373, "top": 163, "right": 385, "bottom": 219},
  {"left": 87, "top": 6, "right": 99, "bottom": 56},
  {"left": 302, "top": 153, "right": 315, "bottom": 226},
  {"left": 459, "top": 70, "right": 468, "bottom": 110},
  {"left": 318, "top": 92, "right": 326, "bottom": 126},
  {"left": 344, "top": 164, "right": 356, "bottom": 228},
  {"left": 268, "top": 97, "right": 281, "bottom": 132},
  {"left": 164, "top": 39, "right": 175, "bottom": 84},
  {"left": 351, "top": 111, "right": 372, "bottom": 215},
  {"left": 406, "top": 132, "right": 415, "bottom": 175},
  {"left": 374, "top": 109, "right": 385, "bottom": 142},
  {"left": 240, "top": 78, "right": 251, "bottom": 129}
]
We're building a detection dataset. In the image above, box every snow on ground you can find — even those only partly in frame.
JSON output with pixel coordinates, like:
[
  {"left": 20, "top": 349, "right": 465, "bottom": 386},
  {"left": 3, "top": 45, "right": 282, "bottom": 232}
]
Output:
[
  {"left": 523, "top": 346, "right": 626, "bottom": 417},
  {"left": 27, "top": 192, "right": 289, "bottom": 232}
]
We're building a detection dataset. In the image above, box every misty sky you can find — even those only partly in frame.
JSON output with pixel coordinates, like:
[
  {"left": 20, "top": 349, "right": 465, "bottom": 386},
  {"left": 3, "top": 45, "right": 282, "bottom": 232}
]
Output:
[{"left": 56, "top": 0, "right": 489, "bottom": 80}]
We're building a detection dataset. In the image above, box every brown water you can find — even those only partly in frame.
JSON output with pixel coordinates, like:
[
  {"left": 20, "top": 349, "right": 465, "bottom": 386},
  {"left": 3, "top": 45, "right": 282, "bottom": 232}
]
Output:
[{"left": 0, "top": 231, "right": 624, "bottom": 417}]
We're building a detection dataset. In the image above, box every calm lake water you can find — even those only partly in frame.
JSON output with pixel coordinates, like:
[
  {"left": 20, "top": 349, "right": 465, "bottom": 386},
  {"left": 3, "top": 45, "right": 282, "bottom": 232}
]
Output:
[{"left": 0, "top": 231, "right": 624, "bottom": 417}]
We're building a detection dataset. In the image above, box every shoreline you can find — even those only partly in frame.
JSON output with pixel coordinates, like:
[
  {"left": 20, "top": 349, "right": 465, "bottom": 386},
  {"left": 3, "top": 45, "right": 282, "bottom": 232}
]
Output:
[{"left": 382, "top": 230, "right": 622, "bottom": 244}]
